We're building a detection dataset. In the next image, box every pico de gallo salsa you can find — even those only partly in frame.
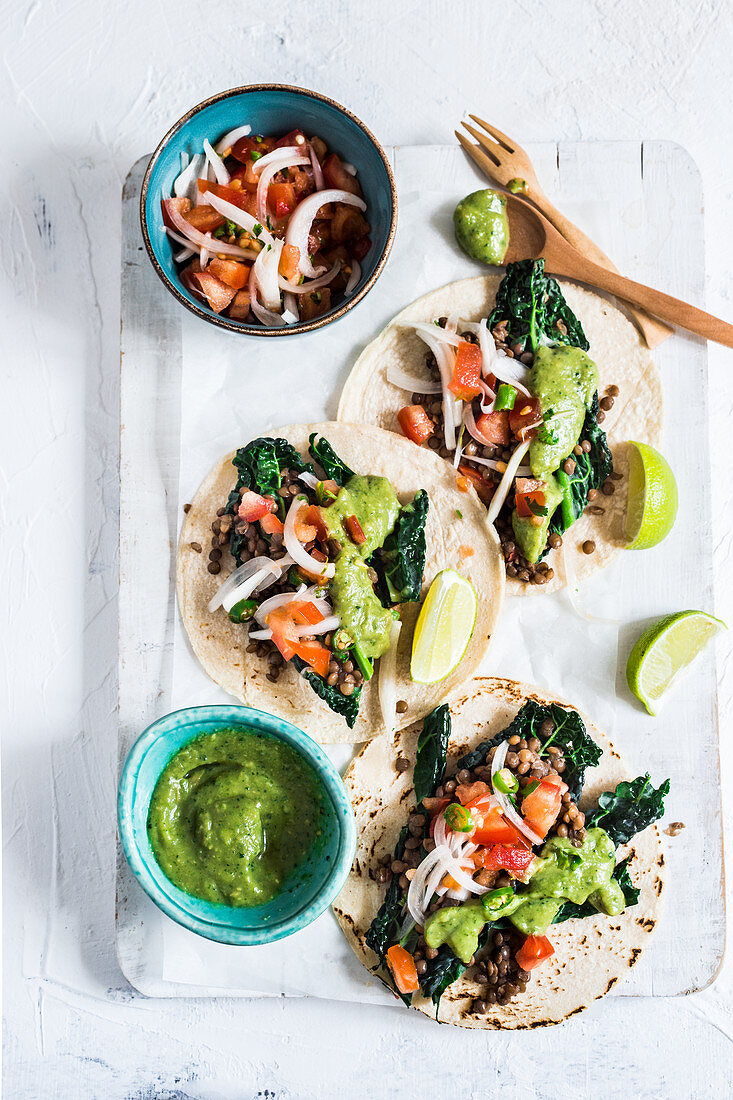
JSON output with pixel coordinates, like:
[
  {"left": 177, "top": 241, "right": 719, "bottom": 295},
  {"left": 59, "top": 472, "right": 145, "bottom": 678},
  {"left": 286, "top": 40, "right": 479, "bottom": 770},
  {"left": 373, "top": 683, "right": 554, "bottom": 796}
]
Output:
[
  {"left": 366, "top": 700, "right": 669, "bottom": 1016},
  {"left": 162, "top": 124, "right": 372, "bottom": 326}
]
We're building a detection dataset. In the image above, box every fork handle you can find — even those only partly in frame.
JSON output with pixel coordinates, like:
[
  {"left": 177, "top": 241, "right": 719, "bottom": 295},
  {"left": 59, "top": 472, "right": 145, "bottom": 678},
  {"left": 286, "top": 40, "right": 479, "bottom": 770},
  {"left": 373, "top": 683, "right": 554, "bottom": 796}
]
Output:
[
  {"left": 531, "top": 188, "right": 673, "bottom": 349},
  {"left": 549, "top": 250, "right": 733, "bottom": 349}
]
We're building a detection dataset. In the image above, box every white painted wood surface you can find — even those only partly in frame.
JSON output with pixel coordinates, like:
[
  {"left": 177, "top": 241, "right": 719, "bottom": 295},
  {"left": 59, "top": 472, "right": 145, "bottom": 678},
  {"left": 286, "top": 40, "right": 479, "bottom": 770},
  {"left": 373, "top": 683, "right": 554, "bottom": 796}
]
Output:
[{"left": 118, "top": 142, "right": 723, "bottom": 1002}]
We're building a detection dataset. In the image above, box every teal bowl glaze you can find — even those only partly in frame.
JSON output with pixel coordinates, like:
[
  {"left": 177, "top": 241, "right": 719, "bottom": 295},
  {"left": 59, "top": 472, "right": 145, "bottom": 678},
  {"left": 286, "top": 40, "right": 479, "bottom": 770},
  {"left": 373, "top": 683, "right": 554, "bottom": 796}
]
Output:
[
  {"left": 118, "top": 704, "right": 356, "bottom": 945},
  {"left": 140, "top": 84, "right": 397, "bottom": 336}
]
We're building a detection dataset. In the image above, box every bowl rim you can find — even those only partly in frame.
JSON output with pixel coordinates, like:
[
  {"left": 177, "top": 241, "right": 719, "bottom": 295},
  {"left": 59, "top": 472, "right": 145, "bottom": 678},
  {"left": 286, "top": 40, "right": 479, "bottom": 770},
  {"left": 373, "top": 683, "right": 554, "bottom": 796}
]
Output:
[
  {"left": 140, "top": 82, "right": 397, "bottom": 337},
  {"left": 117, "top": 703, "right": 357, "bottom": 945}
]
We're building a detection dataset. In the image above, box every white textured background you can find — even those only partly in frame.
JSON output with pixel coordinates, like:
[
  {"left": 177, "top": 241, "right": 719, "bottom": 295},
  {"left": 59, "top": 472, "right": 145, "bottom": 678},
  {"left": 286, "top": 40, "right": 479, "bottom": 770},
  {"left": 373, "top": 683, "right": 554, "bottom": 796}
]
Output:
[{"left": 3, "top": 1, "right": 732, "bottom": 1096}]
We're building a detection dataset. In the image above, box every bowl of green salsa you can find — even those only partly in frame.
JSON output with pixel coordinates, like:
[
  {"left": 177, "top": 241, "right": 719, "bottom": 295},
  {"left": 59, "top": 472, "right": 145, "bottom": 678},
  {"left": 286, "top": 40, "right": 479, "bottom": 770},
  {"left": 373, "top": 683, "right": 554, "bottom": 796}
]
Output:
[{"left": 118, "top": 704, "right": 356, "bottom": 944}]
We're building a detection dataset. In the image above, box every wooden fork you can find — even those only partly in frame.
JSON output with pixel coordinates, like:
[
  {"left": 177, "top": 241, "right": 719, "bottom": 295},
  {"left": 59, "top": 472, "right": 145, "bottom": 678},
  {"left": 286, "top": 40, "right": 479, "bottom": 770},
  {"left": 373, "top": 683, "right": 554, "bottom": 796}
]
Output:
[{"left": 456, "top": 116, "right": 673, "bottom": 348}]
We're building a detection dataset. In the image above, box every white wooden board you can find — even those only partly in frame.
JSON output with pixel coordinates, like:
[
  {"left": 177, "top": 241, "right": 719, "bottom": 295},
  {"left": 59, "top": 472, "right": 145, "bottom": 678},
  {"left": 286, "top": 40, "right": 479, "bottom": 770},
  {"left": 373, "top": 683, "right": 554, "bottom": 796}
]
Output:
[{"left": 118, "top": 143, "right": 724, "bottom": 1001}]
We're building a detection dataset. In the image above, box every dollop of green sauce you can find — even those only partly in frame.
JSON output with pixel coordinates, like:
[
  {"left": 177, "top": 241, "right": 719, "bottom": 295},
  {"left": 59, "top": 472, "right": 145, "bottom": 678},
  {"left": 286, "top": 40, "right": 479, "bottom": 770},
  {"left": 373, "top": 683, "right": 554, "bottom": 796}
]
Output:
[
  {"left": 453, "top": 189, "right": 509, "bottom": 266},
  {"left": 147, "top": 729, "right": 327, "bottom": 907},
  {"left": 423, "top": 827, "right": 624, "bottom": 958},
  {"left": 512, "top": 344, "right": 599, "bottom": 563},
  {"left": 322, "top": 474, "right": 400, "bottom": 659}
]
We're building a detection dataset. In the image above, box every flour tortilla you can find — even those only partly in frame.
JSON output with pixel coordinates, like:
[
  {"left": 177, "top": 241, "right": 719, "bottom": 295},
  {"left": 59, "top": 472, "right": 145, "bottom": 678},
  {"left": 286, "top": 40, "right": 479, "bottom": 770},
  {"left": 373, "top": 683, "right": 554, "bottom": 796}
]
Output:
[
  {"left": 177, "top": 423, "right": 505, "bottom": 744},
  {"left": 337, "top": 276, "right": 663, "bottom": 596},
  {"left": 333, "top": 676, "right": 665, "bottom": 1027}
]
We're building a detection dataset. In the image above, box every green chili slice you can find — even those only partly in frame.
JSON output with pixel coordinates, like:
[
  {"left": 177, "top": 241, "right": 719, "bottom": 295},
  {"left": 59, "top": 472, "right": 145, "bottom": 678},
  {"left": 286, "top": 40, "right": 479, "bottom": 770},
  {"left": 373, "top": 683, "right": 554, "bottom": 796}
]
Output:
[
  {"left": 444, "top": 802, "right": 473, "bottom": 832},
  {"left": 227, "top": 598, "right": 258, "bottom": 623},
  {"left": 493, "top": 770, "right": 519, "bottom": 796},
  {"left": 495, "top": 383, "right": 517, "bottom": 411},
  {"left": 481, "top": 886, "right": 514, "bottom": 914}
]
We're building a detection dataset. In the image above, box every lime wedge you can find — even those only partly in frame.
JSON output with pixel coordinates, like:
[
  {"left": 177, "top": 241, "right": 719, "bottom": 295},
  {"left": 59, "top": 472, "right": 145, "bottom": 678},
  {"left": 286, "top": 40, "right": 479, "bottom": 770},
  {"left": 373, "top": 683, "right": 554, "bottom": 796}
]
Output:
[
  {"left": 411, "top": 569, "right": 477, "bottom": 684},
  {"left": 625, "top": 441, "right": 678, "bottom": 550},
  {"left": 626, "top": 610, "right": 725, "bottom": 715}
]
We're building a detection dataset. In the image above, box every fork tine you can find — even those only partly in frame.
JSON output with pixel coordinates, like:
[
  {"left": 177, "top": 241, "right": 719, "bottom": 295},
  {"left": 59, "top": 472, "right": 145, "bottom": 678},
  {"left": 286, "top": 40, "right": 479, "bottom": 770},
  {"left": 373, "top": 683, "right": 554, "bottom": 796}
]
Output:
[
  {"left": 456, "top": 128, "right": 500, "bottom": 169},
  {"left": 454, "top": 131, "right": 501, "bottom": 177},
  {"left": 468, "top": 114, "right": 516, "bottom": 154},
  {"left": 460, "top": 121, "right": 503, "bottom": 164}
]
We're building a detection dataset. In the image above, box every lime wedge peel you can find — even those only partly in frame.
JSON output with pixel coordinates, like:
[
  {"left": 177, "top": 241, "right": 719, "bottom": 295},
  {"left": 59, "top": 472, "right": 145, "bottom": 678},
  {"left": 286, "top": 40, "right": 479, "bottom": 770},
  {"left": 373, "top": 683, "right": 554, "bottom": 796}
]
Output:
[
  {"left": 411, "top": 569, "right": 477, "bottom": 685},
  {"left": 626, "top": 610, "right": 726, "bottom": 715},
  {"left": 625, "top": 441, "right": 679, "bottom": 550}
]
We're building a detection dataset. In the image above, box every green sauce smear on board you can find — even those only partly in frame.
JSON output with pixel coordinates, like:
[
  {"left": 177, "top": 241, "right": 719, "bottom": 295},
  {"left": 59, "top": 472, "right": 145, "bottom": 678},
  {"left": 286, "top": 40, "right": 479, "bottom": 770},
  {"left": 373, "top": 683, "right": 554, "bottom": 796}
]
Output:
[{"left": 147, "top": 728, "right": 328, "bottom": 907}]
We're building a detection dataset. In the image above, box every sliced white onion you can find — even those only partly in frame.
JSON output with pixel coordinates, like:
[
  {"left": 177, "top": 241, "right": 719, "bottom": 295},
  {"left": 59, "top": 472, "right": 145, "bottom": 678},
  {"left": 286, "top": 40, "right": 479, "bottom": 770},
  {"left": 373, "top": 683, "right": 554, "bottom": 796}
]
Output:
[
  {"left": 342, "top": 161, "right": 358, "bottom": 175},
  {"left": 486, "top": 439, "right": 531, "bottom": 525},
  {"left": 247, "top": 628, "right": 272, "bottom": 641},
  {"left": 412, "top": 322, "right": 463, "bottom": 348},
  {"left": 415, "top": 328, "right": 460, "bottom": 449},
  {"left": 285, "top": 189, "right": 366, "bottom": 278},
  {"left": 250, "top": 277, "right": 285, "bottom": 327},
  {"left": 278, "top": 260, "right": 341, "bottom": 294},
  {"left": 283, "top": 496, "right": 335, "bottom": 579},
  {"left": 345, "top": 259, "right": 361, "bottom": 295},
  {"left": 251, "top": 146, "right": 304, "bottom": 175},
  {"left": 208, "top": 557, "right": 286, "bottom": 613},
  {"left": 445, "top": 313, "right": 459, "bottom": 334},
  {"left": 453, "top": 423, "right": 464, "bottom": 469},
  {"left": 385, "top": 365, "right": 442, "bottom": 394},
  {"left": 406, "top": 846, "right": 445, "bottom": 925},
  {"left": 478, "top": 378, "right": 496, "bottom": 413},
  {"left": 253, "top": 239, "right": 283, "bottom": 310},
  {"left": 463, "top": 403, "right": 494, "bottom": 448},
  {"left": 255, "top": 152, "right": 310, "bottom": 224},
  {"left": 466, "top": 453, "right": 533, "bottom": 476},
  {"left": 215, "top": 123, "right": 251, "bottom": 155},
  {"left": 491, "top": 740, "right": 544, "bottom": 846},
  {"left": 250, "top": 615, "right": 339, "bottom": 640},
  {"left": 200, "top": 232, "right": 212, "bottom": 269},
  {"left": 173, "top": 245, "right": 195, "bottom": 263},
  {"left": 308, "top": 143, "right": 325, "bottom": 189},
  {"left": 254, "top": 584, "right": 333, "bottom": 627},
  {"left": 173, "top": 153, "right": 205, "bottom": 201},
  {"left": 282, "top": 292, "right": 299, "bottom": 324},
  {"left": 378, "top": 619, "right": 402, "bottom": 733},
  {"left": 297, "top": 470, "right": 319, "bottom": 489},
  {"left": 163, "top": 200, "right": 258, "bottom": 260},
  {"left": 493, "top": 354, "right": 532, "bottom": 396},
  {"left": 478, "top": 318, "right": 498, "bottom": 378},
  {"left": 201, "top": 189, "right": 277, "bottom": 247},
  {"left": 203, "top": 138, "right": 230, "bottom": 185}
]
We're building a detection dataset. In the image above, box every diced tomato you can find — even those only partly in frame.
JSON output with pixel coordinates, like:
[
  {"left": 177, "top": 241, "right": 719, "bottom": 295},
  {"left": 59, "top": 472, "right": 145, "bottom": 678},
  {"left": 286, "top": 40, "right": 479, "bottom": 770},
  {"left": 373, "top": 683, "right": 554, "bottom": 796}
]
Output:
[
  {"left": 238, "top": 491, "right": 276, "bottom": 522},
  {"left": 207, "top": 258, "right": 249, "bottom": 290},
  {"left": 292, "top": 638, "right": 330, "bottom": 678},
  {"left": 457, "top": 464, "right": 495, "bottom": 504},
  {"left": 299, "top": 288, "right": 331, "bottom": 321},
  {"left": 268, "top": 181, "right": 298, "bottom": 218},
  {"left": 509, "top": 396, "right": 542, "bottom": 442},
  {"left": 266, "top": 605, "right": 329, "bottom": 675},
  {"left": 448, "top": 342, "right": 483, "bottom": 401},
  {"left": 515, "top": 934, "right": 554, "bottom": 972},
  {"left": 344, "top": 514, "right": 366, "bottom": 545},
  {"left": 259, "top": 512, "right": 284, "bottom": 536},
  {"left": 275, "top": 128, "right": 308, "bottom": 149},
  {"left": 485, "top": 372, "right": 498, "bottom": 391},
  {"left": 397, "top": 405, "right": 434, "bottom": 445},
  {"left": 331, "top": 204, "right": 370, "bottom": 244},
  {"left": 228, "top": 289, "right": 252, "bottom": 320},
  {"left": 229, "top": 161, "right": 260, "bottom": 192},
  {"left": 385, "top": 944, "right": 419, "bottom": 995},
  {"left": 323, "top": 153, "right": 362, "bottom": 196},
  {"left": 279, "top": 244, "right": 301, "bottom": 281},
  {"left": 476, "top": 844, "right": 535, "bottom": 878},
  {"left": 289, "top": 600, "right": 324, "bottom": 627},
  {"left": 293, "top": 511, "right": 317, "bottom": 543},
  {"left": 192, "top": 272, "right": 236, "bottom": 313},
  {"left": 472, "top": 807, "right": 527, "bottom": 848},
  {"left": 303, "top": 504, "right": 329, "bottom": 542},
  {"left": 289, "top": 165, "right": 315, "bottom": 199},
  {"left": 521, "top": 778, "right": 563, "bottom": 839},
  {"left": 184, "top": 205, "right": 225, "bottom": 233},
  {"left": 514, "top": 476, "right": 547, "bottom": 520},
  {"left": 230, "top": 135, "right": 276, "bottom": 162},
  {"left": 161, "top": 196, "right": 191, "bottom": 228},
  {"left": 308, "top": 219, "right": 331, "bottom": 256},
  {"left": 351, "top": 235, "right": 371, "bottom": 262},
  {"left": 196, "top": 179, "right": 256, "bottom": 216},
  {"left": 475, "top": 409, "right": 511, "bottom": 446}
]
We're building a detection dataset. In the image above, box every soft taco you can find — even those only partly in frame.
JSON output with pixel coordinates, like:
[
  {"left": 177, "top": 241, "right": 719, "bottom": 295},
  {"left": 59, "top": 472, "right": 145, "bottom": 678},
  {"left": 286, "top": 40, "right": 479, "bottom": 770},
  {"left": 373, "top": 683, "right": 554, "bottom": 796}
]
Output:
[
  {"left": 177, "top": 422, "right": 505, "bottom": 744},
  {"left": 333, "top": 677, "right": 669, "bottom": 1027},
  {"left": 338, "top": 262, "right": 663, "bottom": 596}
]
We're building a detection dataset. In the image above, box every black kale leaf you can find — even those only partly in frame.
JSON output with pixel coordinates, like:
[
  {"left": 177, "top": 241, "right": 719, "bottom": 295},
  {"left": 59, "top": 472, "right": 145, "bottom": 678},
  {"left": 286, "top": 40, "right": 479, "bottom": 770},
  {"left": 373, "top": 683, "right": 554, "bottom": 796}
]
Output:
[
  {"left": 226, "top": 437, "right": 314, "bottom": 563},
  {"left": 488, "top": 259, "right": 589, "bottom": 353},
  {"left": 586, "top": 775, "right": 670, "bottom": 847},
  {"left": 371, "top": 490, "right": 429, "bottom": 606},
  {"left": 291, "top": 656, "right": 362, "bottom": 727},
  {"left": 308, "top": 433, "right": 354, "bottom": 486},
  {"left": 413, "top": 704, "right": 451, "bottom": 806},
  {"left": 365, "top": 827, "right": 408, "bottom": 958}
]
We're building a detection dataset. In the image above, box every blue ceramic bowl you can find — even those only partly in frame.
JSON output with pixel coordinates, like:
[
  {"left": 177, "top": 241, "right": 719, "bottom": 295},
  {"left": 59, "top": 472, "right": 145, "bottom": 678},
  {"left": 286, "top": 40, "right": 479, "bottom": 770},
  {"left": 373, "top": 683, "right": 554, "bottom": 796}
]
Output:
[
  {"left": 141, "top": 84, "right": 397, "bottom": 336},
  {"left": 118, "top": 704, "right": 356, "bottom": 945}
]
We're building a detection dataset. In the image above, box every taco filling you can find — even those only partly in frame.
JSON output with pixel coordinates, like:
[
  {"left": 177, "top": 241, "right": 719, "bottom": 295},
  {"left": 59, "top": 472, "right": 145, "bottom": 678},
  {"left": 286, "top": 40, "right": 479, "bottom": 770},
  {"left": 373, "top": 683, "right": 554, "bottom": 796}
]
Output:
[
  {"left": 205, "top": 431, "right": 428, "bottom": 728},
  {"left": 394, "top": 260, "right": 621, "bottom": 585},
  {"left": 366, "top": 700, "right": 669, "bottom": 1014}
]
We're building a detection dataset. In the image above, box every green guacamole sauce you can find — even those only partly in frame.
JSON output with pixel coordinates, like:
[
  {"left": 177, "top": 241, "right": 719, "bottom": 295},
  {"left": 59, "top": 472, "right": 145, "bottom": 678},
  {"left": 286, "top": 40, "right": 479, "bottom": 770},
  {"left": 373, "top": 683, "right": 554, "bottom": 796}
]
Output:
[
  {"left": 453, "top": 189, "right": 509, "bottom": 266},
  {"left": 423, "top": 828, "right": 624, "bottom": 960},
  {"left": 512, "top": 344, "right": 600, "bottom": 564},
  {"left": 147, "top": 729, "right": 328, "bottom": 907},
  {"left": 322, "top": 474, "right": 400, "bottom": 659}
]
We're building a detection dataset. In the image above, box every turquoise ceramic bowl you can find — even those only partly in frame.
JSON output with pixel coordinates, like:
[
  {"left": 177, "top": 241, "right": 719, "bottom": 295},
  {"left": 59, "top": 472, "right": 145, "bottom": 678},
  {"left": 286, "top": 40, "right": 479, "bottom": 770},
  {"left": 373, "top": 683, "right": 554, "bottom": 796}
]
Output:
[
  {"left": 118, "top": 704, "right": 356, "bottom": 945},
  {"left": 141, "top": 84, "right": 397, "bottom": 336}
]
